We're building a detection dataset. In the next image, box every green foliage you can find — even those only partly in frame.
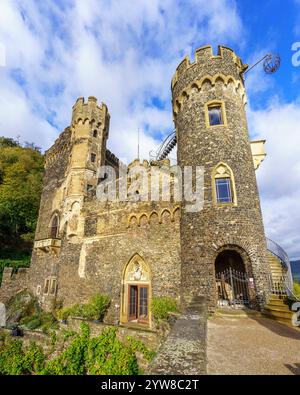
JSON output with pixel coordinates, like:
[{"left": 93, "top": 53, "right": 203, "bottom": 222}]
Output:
[
  {"left": 0, "top": 337, "right": 45, "bottom": 375},
  {"left": 0, "top": 137, "right": 44, "bottom": 248},
  {"left": 151, "top": 297, "right": 179, "bottom": 321},
  {"left": 6, "top": 290, "right": 57, "bottom": 333},
  {"left": 294, "top": 282, "right": 300, "bottom": 299},
  {"left": 57, "top": 294, "right": 110, "bottom": 321},
  {"left": 86, "top": 328, "right": 138, "bottom": 375},
  {"left": 42, "top": 323, "right": 139, "bottom": 376},
  {"left": 0, "top": 338, "right": 25, "bottom": 375},
  {"left": 0, "top": 323, "right": 149, "bottom": 376},
  {"left": 42, "top": 323, "right": 90, "bottom": 375},
  {"left": 126, "top": 337, "right": 156, "bottom": 362},
  {"left": 0, "top": 137, "right": 19, "bottom": 148},
  {"left": 23, "top": 342, "right": 46, "bottom": 374}
]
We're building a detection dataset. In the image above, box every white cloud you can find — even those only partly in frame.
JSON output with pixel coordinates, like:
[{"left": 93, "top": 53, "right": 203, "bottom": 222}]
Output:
[
  {"left": 248, "top": 100, "right": 300, "bottom": 259},
  {"left": 0, "top": 0, "right": 243, "bottom": 162}
]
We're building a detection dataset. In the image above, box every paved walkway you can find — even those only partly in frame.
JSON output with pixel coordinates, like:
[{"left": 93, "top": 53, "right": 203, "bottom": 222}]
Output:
[
  {"left": 148, "top": 297, "right": 207, "bottom": 375},
  {"left": 207, "top": 314, "right": 300, "bottom": 375}
]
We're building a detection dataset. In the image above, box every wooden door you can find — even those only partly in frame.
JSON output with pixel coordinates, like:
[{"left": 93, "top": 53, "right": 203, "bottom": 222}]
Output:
[
  {"left": 128, "top": 285, "right": 138, "bottom": 321},
  {"left": 138, "top": 286, "right": 149, "bottom": 323}
]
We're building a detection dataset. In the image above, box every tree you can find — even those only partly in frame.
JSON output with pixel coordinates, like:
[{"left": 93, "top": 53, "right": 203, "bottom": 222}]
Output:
[{"left": 0, "top": 138, "right": 44, "bottom": 248}]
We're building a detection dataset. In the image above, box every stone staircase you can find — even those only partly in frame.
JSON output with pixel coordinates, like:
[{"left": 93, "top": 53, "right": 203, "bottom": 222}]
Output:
[
  {"left": 268, "top": 252, "right": 285, "bottom": 279},
  {"left": 263, "top": 294, "right": 293, "bottom": 326},
  {"left": 263, "top": 252, "right": 294, "bottom": 326},
  {"left": 148, "top": 296, "right": 207, "bottom": 375}
]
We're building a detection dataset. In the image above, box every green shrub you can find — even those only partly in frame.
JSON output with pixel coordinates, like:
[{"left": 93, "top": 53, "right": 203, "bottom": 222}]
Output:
[
  {"left": 126, "top": 337, "right": 156, "bottom": 362},
  {"left": 86, "top": 328, "right": 138, "bottom": 375},
  {"left": 57, "top": 294, "right": 110, "bottom": 321},
  {"left": 0, "top": 338, "right": 25, "bottom": 375},
  {"left": 42, "top": 323, "right": 90, "bottom": 375},
  {"left": 82, "top": 294, "right": 110, "bottom": 320},
  {"left": 0, "top": 322, "right": 150, "bottom": 376},
  {"left": 25, "top": 318, "right": 42, "bottom": 330},
  {"left": 151, "top": 297, "right": 178, "bottom": 321},
  {"left": 23, "top": 342, "right": 45, "bottom": 374}
]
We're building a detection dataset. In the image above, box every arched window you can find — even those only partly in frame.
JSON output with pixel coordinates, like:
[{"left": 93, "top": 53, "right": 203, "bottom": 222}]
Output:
[
  {"left": 205, "top": 101, "right": 227, "bottom": 128},
  {"left": 212, "top": 163, "right": 237, "bottom": 206},
  {"left": 50, "top": 214, "right": 59, "bottom": 238}
]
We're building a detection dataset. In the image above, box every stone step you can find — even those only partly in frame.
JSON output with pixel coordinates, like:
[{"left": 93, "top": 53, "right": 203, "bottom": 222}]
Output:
[
  {"left": 263, "top": 308, "right": 293, "bottom": 320},
  {"left": 262, "top": 313, "right": 293, "bottom": 325},
  {"left": 267, "top": 299, "right": 289, "bottom": 307},
  {"left": 270, "top": 294, "right": 286, "bottom": 303}
]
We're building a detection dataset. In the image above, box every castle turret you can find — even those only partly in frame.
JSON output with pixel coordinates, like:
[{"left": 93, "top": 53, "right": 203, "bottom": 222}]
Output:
[
  {"left": 67, "top": 96, "right": 110, "bottom": 198},
  {"left": 34, "top": 97, "right": 110, "bottom": 244},
  {"left": 173, "top": 45, "right": 270, "bottom": 310}
]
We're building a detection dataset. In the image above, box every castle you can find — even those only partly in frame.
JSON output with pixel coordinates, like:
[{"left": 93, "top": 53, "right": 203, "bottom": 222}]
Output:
[{"left": 0, "top": 45, "right": 292, "bottom": 328}]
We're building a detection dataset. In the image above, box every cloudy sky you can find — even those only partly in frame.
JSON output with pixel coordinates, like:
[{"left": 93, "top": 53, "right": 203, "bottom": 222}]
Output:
[{"left": 0, "top": 0, "right": 299, "bottom": 259}]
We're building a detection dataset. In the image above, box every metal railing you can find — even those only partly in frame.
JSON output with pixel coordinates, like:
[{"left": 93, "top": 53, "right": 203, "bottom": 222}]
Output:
[
  {"left": 216, "top": 268, "right": 250, "bottom": 308},
  {"left": 266, "top": 237, "right": 297, "bottom": 299}
]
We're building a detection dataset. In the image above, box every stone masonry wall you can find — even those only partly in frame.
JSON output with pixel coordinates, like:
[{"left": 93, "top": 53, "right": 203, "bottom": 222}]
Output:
[{"left": 173, "top": 45, "right": 271, "bottom": 310}]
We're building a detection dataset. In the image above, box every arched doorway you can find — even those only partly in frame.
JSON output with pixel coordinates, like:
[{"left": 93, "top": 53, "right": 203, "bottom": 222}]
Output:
[
  {"left": 120, "top": 254, "right": 151, "bottom": 325},
  {"left": 215, "top": 249, "right": 251, "bottom": 308}
]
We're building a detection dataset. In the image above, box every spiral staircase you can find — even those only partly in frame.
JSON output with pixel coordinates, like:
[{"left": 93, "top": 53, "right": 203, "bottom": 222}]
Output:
[{"left": 263, "top": 238, "right": 296, "bottom": 326}]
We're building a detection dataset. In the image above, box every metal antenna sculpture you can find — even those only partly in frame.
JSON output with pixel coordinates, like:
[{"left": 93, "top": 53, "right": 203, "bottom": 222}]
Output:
[{"left": 244, "top": 53, "right": 281, "bottom": 75}]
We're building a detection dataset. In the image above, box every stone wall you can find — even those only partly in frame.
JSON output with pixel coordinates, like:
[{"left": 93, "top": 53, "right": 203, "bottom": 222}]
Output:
[{"left": 0, "top": 268, "right": 29, "bottom": 304}]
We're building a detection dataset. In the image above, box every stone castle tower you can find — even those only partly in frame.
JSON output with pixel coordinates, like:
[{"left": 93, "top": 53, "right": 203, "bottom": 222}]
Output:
[{"left": 172, "top": 45, "right": 270, "bottom": 309}]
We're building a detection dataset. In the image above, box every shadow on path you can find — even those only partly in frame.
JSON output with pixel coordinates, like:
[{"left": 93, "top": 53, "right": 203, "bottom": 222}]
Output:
[{"left": 285, "top": 363, "right": 300, "bottom": 375}]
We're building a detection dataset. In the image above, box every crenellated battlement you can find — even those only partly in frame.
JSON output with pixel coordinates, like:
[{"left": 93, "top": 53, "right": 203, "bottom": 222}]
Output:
[
  {"left": 171, "top": 45, "right": 248, "bottom": 93},
  {"left": 44, "top": 127, "right": 72, "bottom": 168},
  {"left": 71, "top": 96, "right": 110, "bottom": 129}
]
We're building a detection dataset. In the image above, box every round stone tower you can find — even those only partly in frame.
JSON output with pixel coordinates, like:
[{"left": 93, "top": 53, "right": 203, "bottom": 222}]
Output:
[{"left": 172, "top": 45, "right": 271, "bottom": 310}]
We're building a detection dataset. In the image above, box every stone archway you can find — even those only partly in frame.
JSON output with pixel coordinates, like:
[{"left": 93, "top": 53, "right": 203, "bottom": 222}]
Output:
[
  {"left": 215, "top": 247, "right": 253, "bottom": 308},
  {"left": 120, "top": 254, "right": 151, "bottom": 326}
]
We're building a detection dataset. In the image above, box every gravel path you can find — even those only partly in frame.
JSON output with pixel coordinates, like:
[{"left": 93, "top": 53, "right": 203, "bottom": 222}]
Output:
[{"left": 207, "top": 315, "right": 300, "bottom": 375}]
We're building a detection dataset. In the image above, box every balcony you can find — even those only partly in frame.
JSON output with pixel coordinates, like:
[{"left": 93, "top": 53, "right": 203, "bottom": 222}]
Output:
[{"left": 34, "top": 238, "right": 61, "bottom": 256}]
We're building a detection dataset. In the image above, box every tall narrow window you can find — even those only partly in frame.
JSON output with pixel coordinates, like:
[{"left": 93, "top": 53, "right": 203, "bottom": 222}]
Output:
[
  {"left": 44, "top": 279, "right": 50, "bottom": 295},
  {"left": 50, "top": 279, "right": 57, "bottom": 295},
  {"left": 50, "top": 215, "right": 59, "bottom": 238},
  {"left": 91, "top": 153, "right": 96, "bottom": 163},
  {"left": 212, "top": 163, "right": 237, "bottom": 206},
  {"left": 93, "top": 130, "right": 98, "bottom": 138},
  {"left": 215, "top": 178, "right": 232, "bottom": 203}
]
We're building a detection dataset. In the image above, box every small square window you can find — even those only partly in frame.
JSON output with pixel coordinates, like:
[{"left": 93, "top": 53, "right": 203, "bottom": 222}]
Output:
[
  {"left": 208, "top": 105, "right": 223, "bottom": 126},
  {"left": 91, "top": 153, "right": 96, "bottom": 163},
  {"left": 215, "top": 178, "right": 232, "bottom": 204}
]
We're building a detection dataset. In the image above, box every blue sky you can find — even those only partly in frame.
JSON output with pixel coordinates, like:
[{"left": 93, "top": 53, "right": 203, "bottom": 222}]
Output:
[{"left": 0, "top": 0, "right": 299, "bottom": 259}]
